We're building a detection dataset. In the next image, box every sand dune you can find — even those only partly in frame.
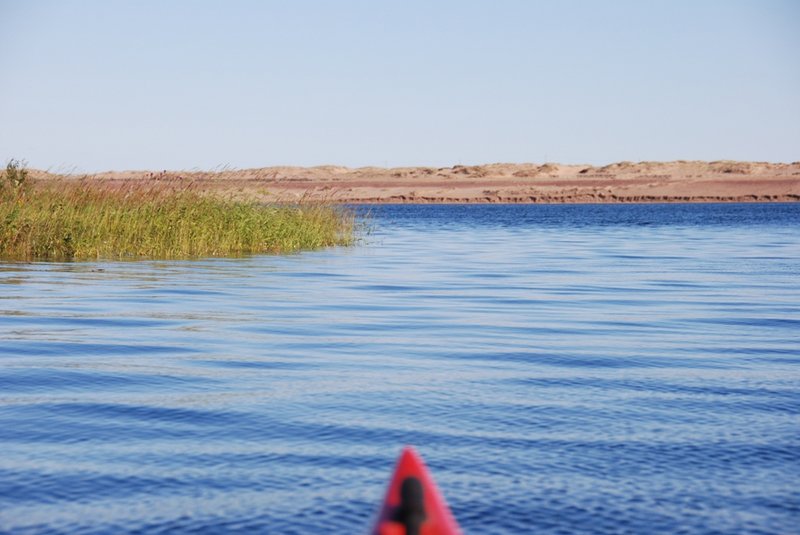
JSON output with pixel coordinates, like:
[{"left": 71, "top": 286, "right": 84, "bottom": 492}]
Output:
[{"left": 32, "top": 161, "right": 800, "bottom": 204}]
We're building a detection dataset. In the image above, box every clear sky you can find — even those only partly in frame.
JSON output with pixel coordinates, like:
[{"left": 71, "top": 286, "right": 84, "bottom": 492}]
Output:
[{"left": 1, "top": 0, "right": 798, "bottom": 172}]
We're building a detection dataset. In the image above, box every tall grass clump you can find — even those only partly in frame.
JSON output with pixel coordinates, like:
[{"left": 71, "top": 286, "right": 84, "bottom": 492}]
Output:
[{"left": 1, "top": 168, "right": 354, "bottom": 261}]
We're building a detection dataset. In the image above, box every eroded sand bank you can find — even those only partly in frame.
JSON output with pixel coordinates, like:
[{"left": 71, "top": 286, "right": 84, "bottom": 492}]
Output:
[{"left": 32, "top": 161, "right": 800, "bottom": 203}]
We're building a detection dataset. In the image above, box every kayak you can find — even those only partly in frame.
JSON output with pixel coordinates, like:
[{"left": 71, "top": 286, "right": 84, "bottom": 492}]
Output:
[{"left": 371, "top": 446, "right": 462, "bottom": 535}]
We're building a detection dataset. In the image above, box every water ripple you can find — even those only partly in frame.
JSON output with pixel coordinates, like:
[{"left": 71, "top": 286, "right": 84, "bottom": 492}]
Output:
[{"left": 1, "top": 203, "right": 799, "bottom": 534}]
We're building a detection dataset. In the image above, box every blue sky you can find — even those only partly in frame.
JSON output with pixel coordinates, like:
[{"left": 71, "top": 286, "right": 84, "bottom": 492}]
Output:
[{"left": 1, "top": 0, "right": 798, "bottom": 172}]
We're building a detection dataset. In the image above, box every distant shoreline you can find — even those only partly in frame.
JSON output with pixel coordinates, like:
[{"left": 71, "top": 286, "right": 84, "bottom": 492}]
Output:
[{"left": 30, "top": 161, "right": 800, "bottom": 204}]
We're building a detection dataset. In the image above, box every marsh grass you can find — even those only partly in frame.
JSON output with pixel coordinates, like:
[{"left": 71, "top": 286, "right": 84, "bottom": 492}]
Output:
[{"left": 0, "top": 174, "right": 354, "bottom": 261}]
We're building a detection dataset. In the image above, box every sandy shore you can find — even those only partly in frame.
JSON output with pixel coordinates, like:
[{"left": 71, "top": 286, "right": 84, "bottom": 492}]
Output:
[{"left": 32, "top": 161, "right": 800, "bottom": 204}]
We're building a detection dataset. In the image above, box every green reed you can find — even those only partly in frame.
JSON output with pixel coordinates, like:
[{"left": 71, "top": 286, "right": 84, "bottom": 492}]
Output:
[{"left": 0, "top": 174, "right": 354, "bottom": 261}]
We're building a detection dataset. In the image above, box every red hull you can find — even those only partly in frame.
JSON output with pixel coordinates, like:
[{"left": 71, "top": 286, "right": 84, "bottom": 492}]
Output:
[{"left": 371, "top": 446, "right": 462, "bottom": 535}]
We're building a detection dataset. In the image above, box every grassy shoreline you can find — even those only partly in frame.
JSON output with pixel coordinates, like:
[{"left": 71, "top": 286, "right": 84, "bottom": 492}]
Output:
[{"left": 1, "top": 165, "right": 354, "bottom": 261}]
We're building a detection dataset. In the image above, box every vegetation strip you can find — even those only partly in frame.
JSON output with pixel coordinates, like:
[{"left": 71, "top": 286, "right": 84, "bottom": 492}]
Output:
[{"left": 1, "top": 161, "right": 354, "bottom": 261}]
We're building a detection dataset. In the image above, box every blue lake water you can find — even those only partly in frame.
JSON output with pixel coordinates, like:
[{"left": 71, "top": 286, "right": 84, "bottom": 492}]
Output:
[{"left": 1, "top": 203, "right": 799, "bottom": 534}]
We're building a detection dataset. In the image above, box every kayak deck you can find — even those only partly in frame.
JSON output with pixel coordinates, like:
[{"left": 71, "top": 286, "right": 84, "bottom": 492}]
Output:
[{"left": 371, "top": 446, "right": 462, "bottom": 535}]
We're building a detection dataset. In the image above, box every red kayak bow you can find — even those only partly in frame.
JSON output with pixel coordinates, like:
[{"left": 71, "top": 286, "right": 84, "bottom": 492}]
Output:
[{"left": 371, "top": 446, "right": 462, "bottom": 535}]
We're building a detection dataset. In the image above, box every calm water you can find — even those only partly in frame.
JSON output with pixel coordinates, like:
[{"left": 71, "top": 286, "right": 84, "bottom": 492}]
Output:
[{"left": 1, "top": 203, "right": 799, "bottom": 534}]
